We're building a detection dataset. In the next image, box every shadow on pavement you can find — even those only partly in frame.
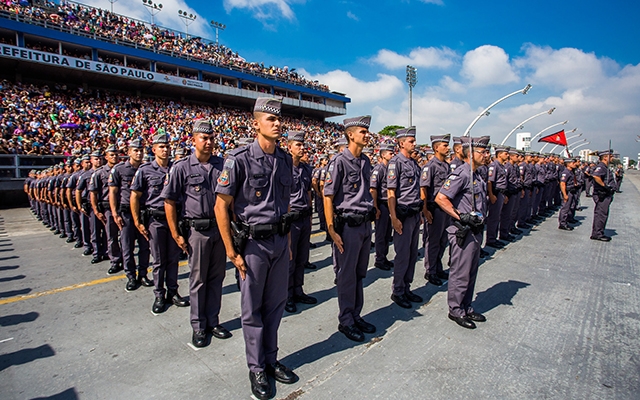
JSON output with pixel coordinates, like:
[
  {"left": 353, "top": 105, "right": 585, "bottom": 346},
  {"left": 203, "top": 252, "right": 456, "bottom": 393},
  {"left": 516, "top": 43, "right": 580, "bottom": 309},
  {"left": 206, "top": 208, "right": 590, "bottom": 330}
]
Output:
[
  {"left": 0, "top": 311, "right": 39, "bottom": 327},
  {"left": 0, "top": 344, "right": 55, "bottom": 372},
  {"left": 0, "top": 265, "right": 20, "bottom": 271},
  {"left": 31, "top": 387, "right": 79, "bottom": 400},
  {"left": 473, "top": 280, "right": 530, "bottom": 314},
  {"left": 0, "top": 274, "right": 25, "bottom": 283},
  {"left": 0, "top": 287, "right": 32, "bottom": 298}
]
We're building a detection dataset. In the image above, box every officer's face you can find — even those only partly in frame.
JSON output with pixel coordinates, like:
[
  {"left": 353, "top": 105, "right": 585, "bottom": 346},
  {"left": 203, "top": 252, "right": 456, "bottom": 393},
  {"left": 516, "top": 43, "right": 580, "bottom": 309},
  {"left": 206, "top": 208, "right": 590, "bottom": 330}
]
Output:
[
  {"left": 434, "top": 142, "right": 449, "bottom": 157},
  {"left": 288, "top": 140, "right": 305, "bottom": 158},
  {"left": 105, "top": 152, "right": 118, "bottom": 166},
  {"left": 153, "top": 143, "right": 169, "bottom": 160},
  {"left": 400, "top": 137, "right": 416, "bottom": 153},
  {"left": 91, "top": 156, "right": 102, "bottom": 168},
  {"left": 194, "top": 132, "right": 214, "bottom": 155},
  {"left": 129, "top": 147, "right": 143, "bottom": 163},
  {"left": 254, "top": 113, "right": 282, "bottom": 140},
  {"left": 473, "top": 148, "right": 489, "bottom": 167},
  {"left": 348, "top": 127, "right": 369, "bottom": 147}
]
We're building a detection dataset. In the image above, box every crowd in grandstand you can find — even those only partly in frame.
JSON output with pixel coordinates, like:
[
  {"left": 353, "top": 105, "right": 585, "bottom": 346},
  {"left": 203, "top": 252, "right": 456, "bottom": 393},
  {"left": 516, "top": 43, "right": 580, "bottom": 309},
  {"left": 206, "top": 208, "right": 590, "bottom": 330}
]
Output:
[
  {"left": 0, "top": 80, "right": 383, "bottom": 162},
  {"left": 0, "top": 0, "right": 330, "bottom": 91}
]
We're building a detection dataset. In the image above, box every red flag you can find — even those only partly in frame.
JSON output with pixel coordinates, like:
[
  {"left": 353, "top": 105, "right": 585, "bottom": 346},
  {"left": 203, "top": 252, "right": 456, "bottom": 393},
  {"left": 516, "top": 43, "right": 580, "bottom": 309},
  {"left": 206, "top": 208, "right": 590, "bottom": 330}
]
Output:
[{"left": 537, "top": 129, "right": 567, "bottom": 146}]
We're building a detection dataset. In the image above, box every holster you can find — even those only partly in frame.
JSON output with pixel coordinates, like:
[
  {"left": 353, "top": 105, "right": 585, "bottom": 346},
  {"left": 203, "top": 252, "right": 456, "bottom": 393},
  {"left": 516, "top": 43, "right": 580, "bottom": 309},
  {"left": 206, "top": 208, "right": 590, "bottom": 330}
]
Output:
[
  {"left": 279, "top": 213, "right": 294, "bottom": 236},
  {"left": 453, "top": 221, "right": 470, "bottom": 247},
  {"left": 334, "top": 215, "right": 346, "bottom": 235},
  {"left": 230, "top": 221, "right": 249, "bottom": 255},
  {"left": 118, "top": 204, "right": 131, "bottom": 214},
  {"left": 81, "top": 201, "right": 92, "bottom": 214},
  {"left": 98, "top": 201, "right": 110, "bottom": 213},
  {"left": 141, "top": 209, "right": 151, "bottom": 226},
  {"left": 426, "top": 202, "right": 437, "bottom": 213}
]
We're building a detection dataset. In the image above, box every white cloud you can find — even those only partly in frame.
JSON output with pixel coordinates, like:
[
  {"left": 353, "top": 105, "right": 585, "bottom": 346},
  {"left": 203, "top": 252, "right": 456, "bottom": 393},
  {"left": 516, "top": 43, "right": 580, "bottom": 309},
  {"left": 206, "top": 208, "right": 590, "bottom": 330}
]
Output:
[
  {"left": 346, "top": 11, "right": 359, "bottom": 21},
  {"left": 439, "top": 76, "right": 465, "bottom": 93},
  {"left": 372, "top": 47, "right": 457, "bottom": 70},
  {"left": 420, "top": 0, "right": 444, "bottom": 5},
  {"left": 300, "top": 69, "right": 404, "bottom": 104},
  {"left": 223, "top": 0, "right": 301, "bottom": 22},
  {"left": 460, "top": 45, "right": 519, "bottom": 87}
]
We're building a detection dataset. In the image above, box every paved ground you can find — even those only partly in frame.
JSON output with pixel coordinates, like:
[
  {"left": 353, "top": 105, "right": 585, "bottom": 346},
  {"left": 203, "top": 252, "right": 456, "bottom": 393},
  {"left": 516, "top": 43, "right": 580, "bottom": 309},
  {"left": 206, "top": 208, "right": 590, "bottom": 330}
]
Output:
[{"left": 1, "top": 171, "right": 639, "bottom": 400}]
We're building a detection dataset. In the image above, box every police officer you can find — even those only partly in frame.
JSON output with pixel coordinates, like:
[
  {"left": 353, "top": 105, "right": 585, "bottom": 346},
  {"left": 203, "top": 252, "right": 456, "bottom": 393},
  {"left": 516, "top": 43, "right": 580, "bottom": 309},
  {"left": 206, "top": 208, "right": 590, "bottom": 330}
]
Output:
[
  {"left": 59, "top": 160, "right": 74, "bottom": 240},
  {"left": 449, "top": 137, "right": 464, "bottom": 173},
  {"left": 67, "top": 158, "right": 84, "bottom": 247},
  {"left": 323, "top": 115, "right": 377, "bottom": 343},
  {"left": 90, "top": 146, "right": 123, "bottom": 273},
  {"left": 517, "top": 152, "right": 534, "bottom": 229},
  {"left": 312, "top": 156, "right": 329, "bottom": 235},
  {"left": 174, "top": 147, "right": 186, "bottom": 161},
  {"left": 131, "top": 133, "right": 189, "bottom": 314},
  {"left": 109, "top": 139, "right": 152, "bottom": 291},
  {"left": 387, "top": 127, "right": 423, "bottom": 309},
  {"left": 75, "top": 155, "right": 96, "bottom": 257},
  {"left": 371, "top": 143, "right": 394, "bottom": 271},
  {"left": 163, "top": 119, "right": 231, "bottom": 348},
  {"left": 421, "top": 134, "right": 451, "bottom": 286},
  {"left": 558, "top": 157, "right": 578, "bottom": 231},
  {"left": 284, "top": 131, "right": 317, "bottom": 314},
  {"left": 215, "top": 98, "right": 297, "bottom": 400},
  {"left": 590, "top": 150, "right": 617, "bottom": 241},
  {"left": 485, "top": 146, "right": 509, "bottom": 248},
  {"left": 435, "top": 136, "right": 490, "bottom": 329},
  {"left": 499, "top": 149, "right": 521, "bottom": 241}
]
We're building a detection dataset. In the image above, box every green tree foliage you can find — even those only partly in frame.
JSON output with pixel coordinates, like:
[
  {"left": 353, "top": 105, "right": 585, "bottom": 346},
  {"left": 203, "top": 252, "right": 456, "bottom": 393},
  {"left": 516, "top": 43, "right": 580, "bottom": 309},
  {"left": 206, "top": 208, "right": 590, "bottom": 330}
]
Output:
[{"left": 378, "top": 125, "right": 404, "bottom": 137}]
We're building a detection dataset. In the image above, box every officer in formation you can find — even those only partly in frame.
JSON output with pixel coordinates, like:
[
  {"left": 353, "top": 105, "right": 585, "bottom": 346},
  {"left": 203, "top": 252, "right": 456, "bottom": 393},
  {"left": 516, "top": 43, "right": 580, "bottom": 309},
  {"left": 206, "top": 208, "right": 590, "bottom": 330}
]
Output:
[
  {"left": 387, "top": 127, "right": 423, "bottom": 309},
  {"left": 558, "top": 157, "right": 579, "bottom": 231},
  {"left": 131, "top": 133, "right": 190, "bottom": 314},
  {"left": 323, "top": 115, "right": 377, "bottom": 343},
  {"left": 76, "top": 154, "right": 99, "bottom": 257},
  {"left": 421, "top": 134, "right": 451, "bottom": 286},
  {"left": 435, "top": 136, "right": 490, "bottom": 329},
  {"left": 371, "top": 143, "right": 394, "bottom": 270},
  {"left": 590, "top": 150, "right": 617, "bottom": 242},
  {"left": 215, "top": 97, "right": 297, "bottom": 400},
  {"left": 485, "top": 145, "right": 509, "bottom": 248},
  {"left": 109, "top": 139, "right": 152, "bottom": 291},
  {"left": 284, "top": 131, "right": 317, "bottom": 314},
  {"left": 66, "top": 158, "right": 84, "bottom": 248}
]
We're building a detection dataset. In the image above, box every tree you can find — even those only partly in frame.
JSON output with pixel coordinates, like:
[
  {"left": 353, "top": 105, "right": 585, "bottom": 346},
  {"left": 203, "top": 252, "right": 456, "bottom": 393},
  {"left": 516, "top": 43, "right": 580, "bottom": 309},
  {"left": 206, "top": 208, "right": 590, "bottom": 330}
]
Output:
[
  {"left": 378, "top": 125, "right": 404, "bottom": 137},
  {"left": 629, "top": 159, "right": 637, "bottom": 167}
]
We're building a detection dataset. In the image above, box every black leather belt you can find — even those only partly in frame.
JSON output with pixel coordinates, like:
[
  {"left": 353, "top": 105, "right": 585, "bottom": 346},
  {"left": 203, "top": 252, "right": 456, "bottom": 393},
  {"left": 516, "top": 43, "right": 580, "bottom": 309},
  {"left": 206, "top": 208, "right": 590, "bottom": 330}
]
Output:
[
  {"left": 119, "top": 204, "right": 131, "bottom": 214},
  {"left": 184, "top": 218, "right": 216, "bottom": 231},
  {"left": 240, "top": 222, "right": 280, "bottom": 239}
]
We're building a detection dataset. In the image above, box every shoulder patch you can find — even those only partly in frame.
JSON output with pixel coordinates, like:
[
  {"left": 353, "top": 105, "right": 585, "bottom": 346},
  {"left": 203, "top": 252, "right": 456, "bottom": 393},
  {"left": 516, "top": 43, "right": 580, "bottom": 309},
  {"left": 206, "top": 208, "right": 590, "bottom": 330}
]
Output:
[
  {"left": 443, "top": 179, "right": 452, "bottom": 189},
  {"left": 217, "top": 169, "right": 230, "bottom": 186},
  {"left": 224, "top": 158, "right": 235, "bottom": 169},
  {"left": 325, "top": 171, "right": 333, "bottom": 184}
]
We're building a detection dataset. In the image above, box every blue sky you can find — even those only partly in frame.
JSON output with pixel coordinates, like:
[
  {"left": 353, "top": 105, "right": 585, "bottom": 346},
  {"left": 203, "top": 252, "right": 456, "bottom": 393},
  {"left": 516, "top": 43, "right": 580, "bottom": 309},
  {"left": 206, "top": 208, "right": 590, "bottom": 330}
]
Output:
[{"left": 86, "top": 0, "right": 640, "bottom": 159}]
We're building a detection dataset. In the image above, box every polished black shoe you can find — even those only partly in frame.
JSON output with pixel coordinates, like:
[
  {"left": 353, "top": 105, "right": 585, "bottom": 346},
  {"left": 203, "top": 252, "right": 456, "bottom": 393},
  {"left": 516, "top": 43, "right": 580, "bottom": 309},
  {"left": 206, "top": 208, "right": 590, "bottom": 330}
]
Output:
[
  {"left": 425, "top": 273, "right": 443, "bottom": 286},
  {"left": 107, "top": 263, "right": 123, "bottom": 275},
  {"left": 558, "top": 225, "right": 574, "bottom": 231},
  {"left": 65, "top": 237, "right": 75, "bottom": 243},
  {"left": 354, "top": 317, "right": 376, "bottom": 334},
  {"left": 338, "top": 323, "right": 364, "bottom": 342},
  {"left": 391, "top": 293, "right": 412, "bottom": 309},
  {"left": 436, "top": 270, "right": 449, "bottom": 280},
  {"left": 293, "top": 293, "right": 317, "bottom": 304},
  {"left": 152, "top": 296, "right": 166, "bottom": 314},
  {"left": 374, "top": 262, "right": 391, "bottom": 271},
  {"left": 284, "top": 298, "right": 297, "bottom": 313},
  {"left": 602, "top": 235, "right": 612, "bottom": 241},
  {"left": 405, "top": 290, "right": 423, "bottom": 303},
  {"left": 59, "top": 233, "right": 67, "bottom": 239},
  {"left": 74, "top": 242, "right": 83, "bottom": 248},
  {"left": 82, "top": 248, "right": 93, "bottom": 256},
  {"left": 192, "top": 330, "right": 207, "bottom": 348},
  {"left": 480, "top": 249, "right": 490, "bottom": 258},
  {"left": 499, "top": 235, "right": 515, "bottom": 243},
  {"left": 466, "top": 311, "right": 486, "bottom": 322},
  {"left": 510, "top": 228, "right": 523, "bottom": 235},
  {"left": 590, "top": 236, "right": 611, "bottom": 242},
  {"left": 209, "top": 325, "right": 232, "bottom": 339},
  {"left": 266, "top": 361, "right": 298, "bottom": 384},
  {"left": 249, "top": 371, "right": 272, "bottom": 400},
  {"left": 384, "top": 259, "right": 394, "bottom": 269},
  {"left": 568, "top": 218, "right": 579, "bottom": 223},
  {"left": 167, "top": 291, "right": 190, "bottom": 307},
  {"left": 125, "top": 277, "right": 139, "bottom": 291},
  {"left": 517, "top": 223, "right": 532, "bottom": 229},
  {"left": 448, "top": 314, "right": 476, "bottom": 329},
  {"left": 53, "top": 230, "right": 61, "bottom": 235},
  {"left": 137, "top": 274, "right": 154, "bottom": 287},
  {"left": 91, "top": 256, "right": 103, "bottom": 264},
  {"left": 304, "top": 261, "right": 317, "bottom": 269},
  {"left": 485, "top": 241, "right": 505, "bottom": 249}
]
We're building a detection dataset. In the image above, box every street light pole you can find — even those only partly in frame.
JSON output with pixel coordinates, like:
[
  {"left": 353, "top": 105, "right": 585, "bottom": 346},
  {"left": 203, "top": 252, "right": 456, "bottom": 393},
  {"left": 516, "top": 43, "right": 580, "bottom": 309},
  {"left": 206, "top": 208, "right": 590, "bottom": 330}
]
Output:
[
  {"left": 406, "top": 65, "right": 417, "bottom": 127},
  {"left": 108, "top": 0, "right": 117, "bottom": 13},
  {"left": 463, "top": 84, "right": 532, "bottom": 137},
  {"left": 569, "top": 141, "right": 590, "bottom": 156},
  {"left": 500, "top": 107, "right": 555, "bottom": 145},
  {"left": 178, "top": 10, "right": 197, "bottom": 38},
  {"left": 210, "top": 20, "right": 226, "bottom": 45},
  {"left": 142, "top": 0, "right": 163, "bottom": 25}
]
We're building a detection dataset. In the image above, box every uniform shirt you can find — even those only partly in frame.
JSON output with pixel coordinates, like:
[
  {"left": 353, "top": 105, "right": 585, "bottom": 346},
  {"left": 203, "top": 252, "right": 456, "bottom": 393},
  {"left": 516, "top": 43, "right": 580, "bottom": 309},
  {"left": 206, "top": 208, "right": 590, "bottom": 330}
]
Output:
[
  {"left": 131, "top": 160, "right": 170, "bottom": 210},
  {"left": 505, "top": 162, "right": 521, "bottom": 192},
  {"left": 439, "top": 163, "right": 487, "bottom": 230},
  {"left": 108, "top": 160, "right": 138, "bottom": 206},
  {"left": 535, "top": 163, "right": 546, "bottom": 185},
  {"left": 370, "top": 162, "right": 389, "bottom": 202},
  {"left": 420, "top": 156, "right": 450, "bottom": 202},
  {"left": 162, "top": 154, "right": 224, "bottom": 219},
  {"left": 520, "top": 162, "right": 534, "bottom": 187},
  {"left": 476, "top": 165, "right": 488, "bottom": 183},
  {"left": 575, "top": 167, "right": 585, "bottom": 186},
  {"left": 449, "top": 157, "right": 464, "bottom": 173},
  {"left": 560, "top": 167, "right": 577, "bottom": 191},
  {"left": 89, "top": 164, "right": 113, "bottom": 202},
  {"left": 545, "top": 162, "right": 556, "bottom": 182},
  {"left": 488, "top": 160, "right": 508, "bottom": 190},
  {"left": 323, "top": 148, "right": 373, "bottom": 214},
  {"left": 591, "top": 162, "right": 617, "bottom": 192},
  {"left": 76, "top": 169, "right": 94, "bottom": 200},
  {"left": 312, "top": 167, "right": 323, "bottom": 196},
  {"left": 290, "top": 161, "right": 312, "bottom": 211},
  {"left": 387, "top": 152, "right": 421, "bottom": 207},
  {"left": 215, "top": 140, "right": 293, "bottom": 225},
  {"left": 66, "top": 170, "right": 80, "bottom": 191}
]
